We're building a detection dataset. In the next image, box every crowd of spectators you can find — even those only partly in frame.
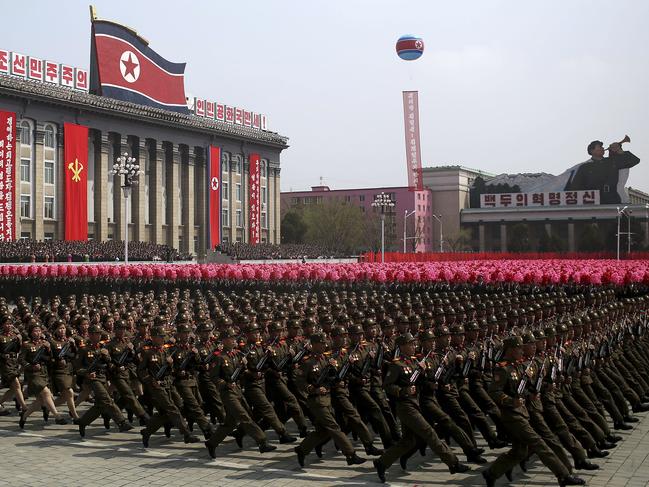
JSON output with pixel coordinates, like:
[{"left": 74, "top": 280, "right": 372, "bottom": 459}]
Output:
[
  {"left": 0, "top": 240, "right": 192, "bottom": 263},
  {"left": 214, "top": 242, "right": 346, "bottom": 260}
]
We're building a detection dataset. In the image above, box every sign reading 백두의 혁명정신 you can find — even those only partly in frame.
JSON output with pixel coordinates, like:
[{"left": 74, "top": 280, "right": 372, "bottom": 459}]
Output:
[{"left": 480, "top": 190, "right": 601, "bottom": 208}]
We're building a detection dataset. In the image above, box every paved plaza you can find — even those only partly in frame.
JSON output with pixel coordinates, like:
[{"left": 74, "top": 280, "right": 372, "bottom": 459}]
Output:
[{"left": 0, "top": 408, "right": 649, "bottom": 487}]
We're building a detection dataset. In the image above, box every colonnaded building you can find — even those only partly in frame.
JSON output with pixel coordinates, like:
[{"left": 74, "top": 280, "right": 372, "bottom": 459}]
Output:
[{"left": 0, "top": 13, "right": 288, "bottom": 258}]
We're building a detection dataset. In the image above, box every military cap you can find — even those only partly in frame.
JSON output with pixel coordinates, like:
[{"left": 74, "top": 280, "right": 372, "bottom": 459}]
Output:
[
  {"left": 521, "top": 330, "right": 536, "bottom": 344},
  {"left": 269, "top": 321, "right": 285, "bottom": 332},
  {"left": 245, "top": 323, "right": 261, "bottom": 333},
  {"left": 408, "top": 314, "right": 421, "bottom": 324},
  {"left": 221, "top": 327, "right": 238, "bottom": 338},
  {"left": 418, "top": 329, "right": 435, "bottom": 342},
  {"left": 465, "top": 321, "right": 480, "bottom": 331},
  {"left": 320, "top": 314, "right": 335, "bottom": 325},
  {"left": 533, "top": 329, "right": 546, "bottom": 340},
  {"left": 331, "top": 325, "right": 348, "bottom": 337},
  {"left": 348, "top": 324, "right": 364, "bottom": 335},
  {"left": 363, "top": 318, "right": 377, "bottom": 328},
  {"left": 176, "top": 323, "right": 192, "bottom": 333},
  {"left": 543, "top": 325, "right": 556, "bottom": 338},
  {"left": 196, "top": 322, "right": 213, "bottom": 333},
  {"left": 115, "top": 320, "right": 129, "bottom": 330},
  {"left": 302, "top": 317, "right": 317, "bottom": 328},
  {"left": 450, "top": 324, "right": 465, "bottom": 335},
  {"left": 151, "top": 326, "right": 166, "bottom": 337},
  {"left": 287, "top": 319, "right": 301, "bottom": 329},
  {"left": 503, "top": 335, "right": 523, "bottom": 351},
  {"left": 395, "top": 332, "right": 416, "bottom": 346},
  {"left": 434, "top": 325, "right": 451, "bottom": 337},
  {"left": 88, "top": 324, "right": 102, "bottom": 334},
  {"left": 380, "top": 317, "right": 395, "bottom": 328},
  {"left": 310, "top": 332, "right": 327, "bottom": 344}
]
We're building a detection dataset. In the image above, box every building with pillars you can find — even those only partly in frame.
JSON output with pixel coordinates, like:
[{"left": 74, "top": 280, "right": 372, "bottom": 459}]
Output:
[{"left": 0, "top": 74, "right": 287, "bottom": 256}]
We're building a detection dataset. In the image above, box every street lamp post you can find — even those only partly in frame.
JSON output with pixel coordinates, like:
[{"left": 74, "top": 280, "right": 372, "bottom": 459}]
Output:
[
  {"left": 403, "top": 209, "right": 416, "bottom": 253},
  {"left": 371, "top": 192, "right": 395, "bottom": 263},
  {"left": 111, "top": 152, "right": 141, "bottom": 264},
  {"left": 431, "top": 214, "right": 443, "bottom": 252},
  {"left": 616, "top": 206, "right": 628, "bottom": 261}
]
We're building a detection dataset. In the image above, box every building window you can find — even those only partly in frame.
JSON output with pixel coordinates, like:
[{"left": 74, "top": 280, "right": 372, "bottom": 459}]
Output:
[
  {"left": 236, "top": 183, "right": 242, "bottom": 202},
  {"left": 261, "top": 187, "right": 267, "bottom": 205},
  {"left": 44, "top": 125, "right": 55, "bottom": 148},
  {"left": 20, "top": 195, "right": 31, "bottom": 218},
  {"left": 222, "top": 181, "right": 229, "bottom": 200},
  {"left": 44, "top": 160, "right": 55, "bottom": 184},
  {"left": 44, "top": 196, "right": 54, "bottom": 219},
  {"left": 222, "top": 235, "right": 229, "bottom": 244},
  {"left": 222, "top": 160, "right": 229, "bottom": 174},
  {"left": 233, "top": 158, "right": 241, "bottom": 175},
  {"left": 261, "top": 160, "right": 267, "bottom": 178},
  {"left": 261, "top": 212, "right": 267, "bottom": 229},
  {"left": 359, "top": 195, "right": 365, "bottom": 202},
  {"left": 345, "top": 195, "right": 351, "bottom": 203},
  {"left": 20, "top": 232, "right": 30, "bottom": 240},
  {"left": 193, "top": 236, "right": 198, "bottom": 254},
  {"left": 19, "top": 121, "right": 31, "bottom": 145},
  {"left": 44, "top": 232, "right": 54, "bottom": 241},
  {"left": 236, "top": 209, "right": 243, "bottom": 227},
  {"left": 20, "top": 159, "right": 31, "bottom": 182},
  {"left": 222, "top": 207, "right": 230, "bottom": 227}
]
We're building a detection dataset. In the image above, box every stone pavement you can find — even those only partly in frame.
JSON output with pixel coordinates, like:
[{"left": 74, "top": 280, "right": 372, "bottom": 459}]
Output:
[{"left": 0, "top": 408, "right": 649, "bottom": 487}]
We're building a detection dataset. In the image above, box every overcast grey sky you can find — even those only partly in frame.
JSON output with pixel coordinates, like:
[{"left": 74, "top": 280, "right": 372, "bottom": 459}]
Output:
[{"left": 4, "top": 0, "right": 648, "bottom": 193}]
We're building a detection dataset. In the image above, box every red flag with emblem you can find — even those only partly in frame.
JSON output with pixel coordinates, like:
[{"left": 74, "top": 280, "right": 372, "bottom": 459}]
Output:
[
  {"left": 208, "top": 146, "right": 221, "bottom": 249},
  {"left": 64, "top": 123, "right": 88, "bottom": 240}
]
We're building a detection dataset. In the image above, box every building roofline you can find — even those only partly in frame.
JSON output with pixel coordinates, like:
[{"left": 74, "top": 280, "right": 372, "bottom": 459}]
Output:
[
  {"left": 422, "top": 165, "right": 495, "bottom": 177},
  {"left": 0, "top": 75, "right": 289, "bottom": 149},
  {"left": 280, "top": 185, "right": 430, "bottom": 195}
]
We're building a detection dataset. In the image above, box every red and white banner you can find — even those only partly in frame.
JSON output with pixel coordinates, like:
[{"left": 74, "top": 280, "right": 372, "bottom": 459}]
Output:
[
  {"left": 403, "top": 91, "right": 423, "bottom": 191},
  {"left": 249, "top": 153, "right": 261, "bottom": 244},
  {"left": 64, "top": 123, "right": 88, "bottom": 241},
  {"left": 208, "top": 146, "right": 221, "bottom": 250},
  {"left": 0, "top": 111, "right": 16, "bottom": 241}
]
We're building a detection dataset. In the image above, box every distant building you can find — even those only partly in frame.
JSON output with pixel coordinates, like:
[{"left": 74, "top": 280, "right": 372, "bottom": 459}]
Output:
[{"left": 281, "top": 185, "right": 433, "bottom": 252}]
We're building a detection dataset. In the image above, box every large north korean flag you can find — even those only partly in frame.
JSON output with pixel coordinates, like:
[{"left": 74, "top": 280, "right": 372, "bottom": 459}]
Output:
[{"left": 90, "top": 19, "right": 189, "bottom": 113}]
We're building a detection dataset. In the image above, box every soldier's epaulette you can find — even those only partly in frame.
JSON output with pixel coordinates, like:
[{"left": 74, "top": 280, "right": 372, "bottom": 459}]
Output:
[
  {"left": 392, "top": 357, "right": 400, "bottom": 362},
  {"left": 213, "top": 351, "right": 221, "bottom": 356},
  {"left": 324, "top": 351, "right": 332, "bottom": 356},
  {"left": 497, "top": 361, "right": 508, "bottom": 366}
]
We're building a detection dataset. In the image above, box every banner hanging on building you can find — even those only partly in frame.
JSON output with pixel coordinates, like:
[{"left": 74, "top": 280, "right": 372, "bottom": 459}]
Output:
[
  {"left": 249, "top": 153, "right": 261, "bottom": 244},
  {"left": 0, "top": 110, "right": 16, "bottom": 241},
  {"left": 90, "top": 17, "right": 188, "bottom": 113},
  {"left": 402, "top": 91, "right": 423, "bottom": 191},
  {"left": 64, "top": 123, "right": 88, "bottom": 240},
  {"left": 208, "top": 145, "right": 221, "bottom": 250}
]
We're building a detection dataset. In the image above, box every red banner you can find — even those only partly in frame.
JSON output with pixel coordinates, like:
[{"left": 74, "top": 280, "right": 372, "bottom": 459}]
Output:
[
  {"left": 0, "top": 111, "right": 16, "bottom": 241},
  {"left": 249, "top": 153, "right": 260, "bottom": 244},
  {"left": 64, "top": 123, "right": 88, "bottom": 240},
  {"left": 208, "top": 146, "right": 221, "bottom": 249},
  {"left": 403, "top": 91, "right": 423, "bottom": 191}
]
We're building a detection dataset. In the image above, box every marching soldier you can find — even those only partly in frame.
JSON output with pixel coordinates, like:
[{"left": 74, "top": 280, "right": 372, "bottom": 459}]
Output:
[
  {"left": 373, "top": 333, "right": 470, "bottom": 483},
  {"left": 483, "top": 335, "right": 584, "bottom": 487}
]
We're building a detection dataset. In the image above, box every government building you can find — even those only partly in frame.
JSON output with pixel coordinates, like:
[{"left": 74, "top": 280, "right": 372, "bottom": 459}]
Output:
[{"left": 0, "top": 45, "right": 288, "bottom": 257}]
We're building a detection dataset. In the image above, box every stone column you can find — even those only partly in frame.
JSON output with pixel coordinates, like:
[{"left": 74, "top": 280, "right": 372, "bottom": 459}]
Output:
[
  {"left": 194, "top": 147, "right": 207, "bottom": 259},
  {"left": 182, "top": 146, "right": 194, "bottom": 253},
  {"left": 56, "top": 130, "right": 65, "bottom": 239},
  {"left": 150, "top": 140, "right": 164, "bottom": 245},
  {"left": 568, "top": 221, "right": 575, "bottom": 252},
  {"left": 500, "top": 222, "right": 507, "bottom": 252},
  {"left": 33, "top": 125, "right": 45, "bottom": 240},
  {"left": 134, "top": 137, "right": 146, "bottom": 242},
  {"left": 94, "top": 132, "right": 109, "bottom": 242},
  {"left": 167, "top": 143, "right": 180, "bottom": 249},
  {"left": 478, "top": 222, "right": 485, "bottom": 252},
  {"left": 274, "top": 167, "right": 281, "bottom": 244}
]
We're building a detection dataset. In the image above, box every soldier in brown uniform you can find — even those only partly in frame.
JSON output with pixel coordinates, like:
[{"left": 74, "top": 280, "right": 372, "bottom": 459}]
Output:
[
  {"left": 482, "top": 335, "right": 584, "bottom": 487},
  {"left": 373, "top": 333, "right": 469, "bottom": 483},
  {"left": 19, "top": 322, "right": 68, "bottom": 428},
  {"left": 293, "top": 332, "right": 366, "bottom": 468},
  {"left": 0, "top": 316, "right": 26, "bottom": 414},
  {"left": 106, "top": 320, "right": 148, "bottom": 425},
  {"left": 195, "top": 321, "right": 225, "bottom": 424},
  {"left": 138, "top": 327, "right": 199, "bottom": 447},
  {"left": 49, "top": 320, "right": 80, "bottom": 422},
  {"left": 204, "top": 327, "right": 275, "bottom": 457},
  {"left": 76, "top": 325, "right": 131, "bottom": 437}
]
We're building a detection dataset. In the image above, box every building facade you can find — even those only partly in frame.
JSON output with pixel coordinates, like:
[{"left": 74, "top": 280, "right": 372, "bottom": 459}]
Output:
[
  {"left": 0, "top": 75, "right": 287, "bottom": 256},
  {"left": 281, "top": 185, "right": 433, "bottom": 252}
]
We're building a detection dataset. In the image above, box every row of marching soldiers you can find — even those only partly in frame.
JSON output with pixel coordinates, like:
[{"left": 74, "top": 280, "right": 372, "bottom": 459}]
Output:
[{"left": 0, "top": 289, "right": 647, "bottom": 487}]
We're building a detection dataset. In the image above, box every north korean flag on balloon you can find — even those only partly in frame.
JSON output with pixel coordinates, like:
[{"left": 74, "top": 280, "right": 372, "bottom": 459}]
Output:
[{"left": 90, "top": 19, "right": 189, "bottom": 113}]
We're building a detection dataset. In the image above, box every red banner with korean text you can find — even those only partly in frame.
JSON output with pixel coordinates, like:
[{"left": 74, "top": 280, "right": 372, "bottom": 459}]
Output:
[
  {"left": 64, "top": 123, "right": 88, "bottom": 240},
  {"left": 208, "top": 145, "right": 221, "bottom": 250},
  {"left": 248, "top": 153, "right": 261, "bottom": 244},
  {"left": 402, "top": 91, "right": 423, "bottom": 191},
  {"left": 0, "top": 111, "right": 16, "bottom": 241}
]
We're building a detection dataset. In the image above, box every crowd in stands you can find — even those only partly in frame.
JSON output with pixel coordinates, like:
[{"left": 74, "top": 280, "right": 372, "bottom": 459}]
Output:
[
  {"left": 0, "top": 240, "right": 192, "bottom": 263},
  {"left": 215, "top": 242, "right": 345, "bottom": 260}
]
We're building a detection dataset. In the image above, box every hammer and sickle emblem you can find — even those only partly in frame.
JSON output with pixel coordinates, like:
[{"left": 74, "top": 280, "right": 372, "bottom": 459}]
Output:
[{"left": 68, "top": 158, "right": 84, "bottom": 182}]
